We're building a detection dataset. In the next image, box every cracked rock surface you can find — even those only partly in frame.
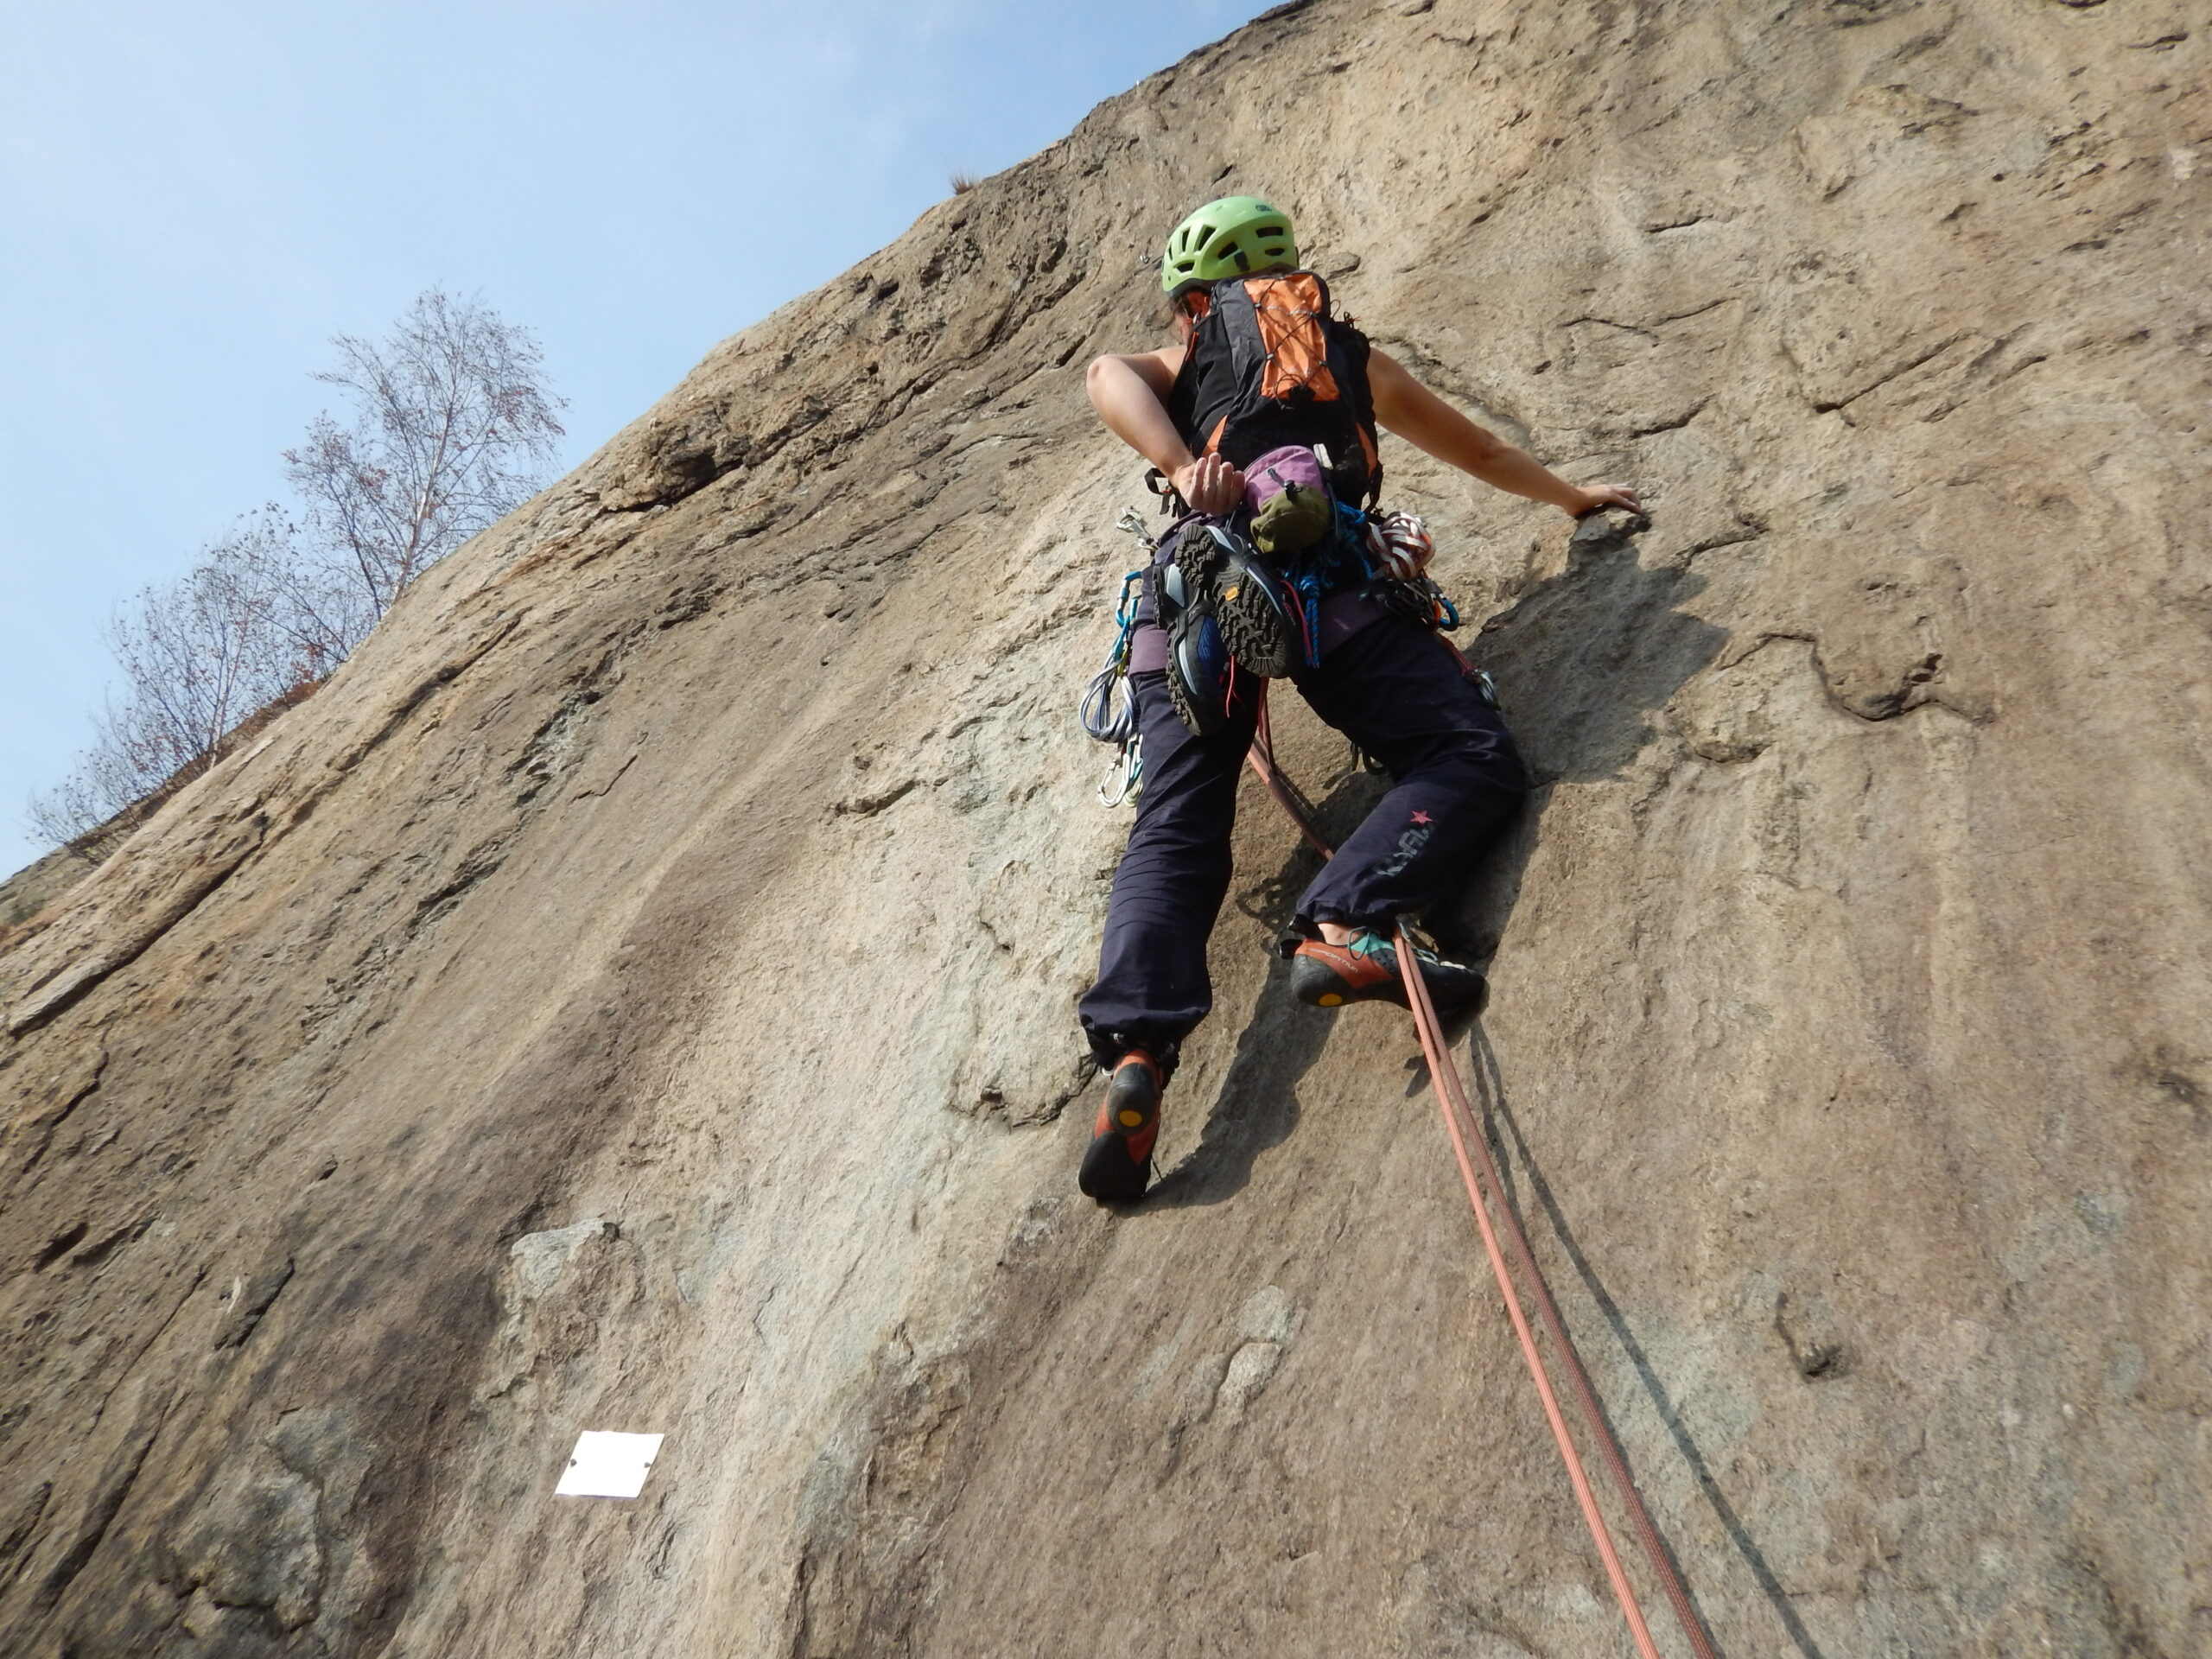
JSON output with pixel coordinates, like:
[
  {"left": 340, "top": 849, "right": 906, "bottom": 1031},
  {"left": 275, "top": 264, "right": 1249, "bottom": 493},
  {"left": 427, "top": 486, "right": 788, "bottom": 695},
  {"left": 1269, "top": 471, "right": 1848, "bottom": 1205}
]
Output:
[{"left": 2, "top": 2, "right": 2207, "bottom": 1654}]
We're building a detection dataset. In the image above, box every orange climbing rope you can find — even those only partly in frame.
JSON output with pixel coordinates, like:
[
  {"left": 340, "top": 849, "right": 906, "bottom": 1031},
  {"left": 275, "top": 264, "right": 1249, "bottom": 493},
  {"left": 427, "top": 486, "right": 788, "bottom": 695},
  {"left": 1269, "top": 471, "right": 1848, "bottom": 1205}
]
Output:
[
  {"left": 1248, "top": 691, "right": 1333, "bottom": 861},
  {"left": 1243, "top": 683, "right": 1717, "bottom": 1659},
  {"left": 1395, "top": 924, "right": 1664, "bottom": 1657}
]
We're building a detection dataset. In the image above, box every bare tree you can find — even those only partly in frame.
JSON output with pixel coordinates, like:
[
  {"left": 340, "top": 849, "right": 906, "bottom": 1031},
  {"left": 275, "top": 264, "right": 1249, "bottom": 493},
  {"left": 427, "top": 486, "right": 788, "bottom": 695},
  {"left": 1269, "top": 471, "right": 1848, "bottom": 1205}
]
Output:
[
  {"left": 283, "top": 288, "right": 566, "bottom": 659},
  {"left": 25, "top": 289, "right": 566, "bottom": 855},
  {"left": 26, "top": 512, "right": 308, "bottom": 852}
]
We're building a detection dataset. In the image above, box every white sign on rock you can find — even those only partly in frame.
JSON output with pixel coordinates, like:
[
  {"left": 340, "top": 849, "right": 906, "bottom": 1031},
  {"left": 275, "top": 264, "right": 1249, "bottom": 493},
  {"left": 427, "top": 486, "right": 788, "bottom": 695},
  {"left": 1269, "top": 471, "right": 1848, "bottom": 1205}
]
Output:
[{"left": 555, "top": 1430, "right": 665, "bottom": 1498}]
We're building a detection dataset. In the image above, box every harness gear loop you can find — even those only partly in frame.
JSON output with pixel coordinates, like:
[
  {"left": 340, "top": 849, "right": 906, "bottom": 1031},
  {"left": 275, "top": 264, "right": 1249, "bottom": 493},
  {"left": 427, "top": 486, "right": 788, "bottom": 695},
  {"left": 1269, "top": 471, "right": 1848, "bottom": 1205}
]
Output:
[{"left": 1236, "top": 709, "right": 1720, "bottom": 1659}]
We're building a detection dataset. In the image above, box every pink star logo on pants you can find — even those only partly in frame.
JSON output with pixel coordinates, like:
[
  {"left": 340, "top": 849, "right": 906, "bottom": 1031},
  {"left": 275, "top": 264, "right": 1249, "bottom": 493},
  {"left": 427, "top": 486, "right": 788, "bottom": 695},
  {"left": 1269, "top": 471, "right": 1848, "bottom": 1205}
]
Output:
[{"left": 1411, "top": 810, "right": 1433, "bottom": 824}]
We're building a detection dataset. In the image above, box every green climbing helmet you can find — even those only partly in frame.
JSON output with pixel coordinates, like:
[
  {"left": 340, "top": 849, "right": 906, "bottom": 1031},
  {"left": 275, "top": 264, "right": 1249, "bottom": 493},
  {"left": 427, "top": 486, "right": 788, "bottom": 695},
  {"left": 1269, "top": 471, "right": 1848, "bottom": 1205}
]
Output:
[{"left": 1160, "top": 196, "right": 1300, "bottom": 297}]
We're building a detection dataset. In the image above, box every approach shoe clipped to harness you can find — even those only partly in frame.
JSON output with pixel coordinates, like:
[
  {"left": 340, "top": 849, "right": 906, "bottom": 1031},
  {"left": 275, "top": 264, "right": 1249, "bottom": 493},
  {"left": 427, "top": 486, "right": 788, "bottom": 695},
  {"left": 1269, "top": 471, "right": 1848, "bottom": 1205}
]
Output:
[
  {"left": 1194, "top": 524, "right": 1301, "bottom": 681},
  {"left": 1291, "top": 930, "right": 1488, "bottom": 1014},
  {"left": 1078, "top": 1050, "right": 1164, "bottom": 1202},
  {"left": 1154, "top": 537, "right": 1234, "bottom": 736}
]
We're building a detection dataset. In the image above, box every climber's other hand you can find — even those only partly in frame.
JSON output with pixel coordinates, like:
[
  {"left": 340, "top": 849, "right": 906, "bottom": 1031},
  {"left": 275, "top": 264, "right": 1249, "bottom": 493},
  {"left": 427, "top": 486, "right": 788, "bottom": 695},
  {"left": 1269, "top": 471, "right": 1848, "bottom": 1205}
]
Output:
[{"left": 1571, "top": 483, "right": 1643, "bottom": 518}]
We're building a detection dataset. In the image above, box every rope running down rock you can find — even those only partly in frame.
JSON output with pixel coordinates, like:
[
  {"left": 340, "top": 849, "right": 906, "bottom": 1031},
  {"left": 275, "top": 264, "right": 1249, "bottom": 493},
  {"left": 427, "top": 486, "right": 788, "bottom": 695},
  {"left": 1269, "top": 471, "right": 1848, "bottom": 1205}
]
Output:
[{"left": 1243, "top": 682, "right": 1719, "bottom": 1659}]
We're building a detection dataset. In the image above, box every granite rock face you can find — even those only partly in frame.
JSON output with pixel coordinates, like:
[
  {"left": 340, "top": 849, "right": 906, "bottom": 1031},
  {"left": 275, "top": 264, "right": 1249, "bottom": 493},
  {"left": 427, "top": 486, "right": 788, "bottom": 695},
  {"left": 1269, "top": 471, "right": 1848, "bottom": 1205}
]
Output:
[{"left": 3, "top": 3, "right": 2207, "bottom": 1655}]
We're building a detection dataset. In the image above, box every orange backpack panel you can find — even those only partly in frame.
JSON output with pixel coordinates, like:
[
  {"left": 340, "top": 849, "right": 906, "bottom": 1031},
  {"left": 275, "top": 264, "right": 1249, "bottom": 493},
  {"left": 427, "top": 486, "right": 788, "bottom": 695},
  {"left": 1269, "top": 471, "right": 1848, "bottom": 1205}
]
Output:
[{"left": 1249, "top": 273, "right": 1342, "bottom": 403}]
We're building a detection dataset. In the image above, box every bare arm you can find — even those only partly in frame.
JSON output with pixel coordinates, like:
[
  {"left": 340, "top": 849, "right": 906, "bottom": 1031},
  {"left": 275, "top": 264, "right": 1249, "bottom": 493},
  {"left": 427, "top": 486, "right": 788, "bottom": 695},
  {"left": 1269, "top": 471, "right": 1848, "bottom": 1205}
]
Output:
[
  {"left": 1084, "top": 347, "right": 1244, "bottom": 514},
  {"left": 1367, "top": 348, "right": 1641, "bottom": 518}
]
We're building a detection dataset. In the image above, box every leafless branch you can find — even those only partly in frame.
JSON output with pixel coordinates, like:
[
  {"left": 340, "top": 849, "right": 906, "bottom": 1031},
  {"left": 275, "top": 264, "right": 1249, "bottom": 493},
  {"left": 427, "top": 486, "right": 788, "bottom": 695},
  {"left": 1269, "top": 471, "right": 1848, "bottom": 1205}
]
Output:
[
  {"left": 284, "top": 288, "right": 566, "bottom": 637},
  {"left": 25, "top": 289, "right": 565, "bottom": 855}
]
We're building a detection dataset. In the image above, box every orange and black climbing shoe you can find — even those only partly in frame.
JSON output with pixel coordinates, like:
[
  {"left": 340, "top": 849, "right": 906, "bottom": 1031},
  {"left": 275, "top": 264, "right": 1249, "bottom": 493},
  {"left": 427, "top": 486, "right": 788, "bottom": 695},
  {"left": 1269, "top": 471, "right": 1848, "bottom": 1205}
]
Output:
[
  {"left": 1290, "top": 930, "right": 1487, "bottom": 1014},
  {"left": 1078, "top": 1050, "right": 1164, "bottom": 1203}
]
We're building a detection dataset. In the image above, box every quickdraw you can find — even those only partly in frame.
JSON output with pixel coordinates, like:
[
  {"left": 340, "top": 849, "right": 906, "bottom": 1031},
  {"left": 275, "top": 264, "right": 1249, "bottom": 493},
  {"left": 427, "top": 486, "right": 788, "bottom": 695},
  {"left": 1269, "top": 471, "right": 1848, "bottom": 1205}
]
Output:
[{"left": 1077, "top": 510, "right": 1158, "bottom": 807}]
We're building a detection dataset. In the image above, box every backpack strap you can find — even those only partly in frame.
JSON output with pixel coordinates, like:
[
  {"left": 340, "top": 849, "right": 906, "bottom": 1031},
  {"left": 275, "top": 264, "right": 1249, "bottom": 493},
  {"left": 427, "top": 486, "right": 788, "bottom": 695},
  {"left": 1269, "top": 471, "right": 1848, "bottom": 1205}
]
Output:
[
  {"left": 1211, "top": 276, "right": 1268, "bottom": 390},
  {"left": 1200, "top": 277, "right": 1265, "bottom": 455}
]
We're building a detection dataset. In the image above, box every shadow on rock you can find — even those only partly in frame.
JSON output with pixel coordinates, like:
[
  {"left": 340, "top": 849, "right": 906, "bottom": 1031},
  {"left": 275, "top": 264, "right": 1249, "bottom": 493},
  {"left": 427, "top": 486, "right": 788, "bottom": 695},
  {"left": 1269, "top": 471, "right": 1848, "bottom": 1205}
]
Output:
[
  {"left": 1476, "top": 512, "right": 1729, "bottom": 787},
  {"left": 1427, "top": 520, "right": 1810, "bottom": 1653},
  {"left": 1434, "top": 512, "right": 1728, "bottom": 962},
  {"left": 1465, "top": 1026, "right": 1828, "bottom": 1659},
  {"left": 1139, "top": 954, "right": 1335, "bottom": 1211}
]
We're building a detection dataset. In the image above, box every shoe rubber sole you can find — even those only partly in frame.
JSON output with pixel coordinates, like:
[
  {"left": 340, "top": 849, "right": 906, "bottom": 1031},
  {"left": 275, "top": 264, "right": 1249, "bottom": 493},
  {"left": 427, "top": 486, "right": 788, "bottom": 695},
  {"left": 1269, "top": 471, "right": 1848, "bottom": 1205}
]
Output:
[
  {"left": 1214, "top": 550, "right": 1300, "bottom": 679},
  {"left": 1078, "top": 1133, "right": 1151, "bottom": 1203},
  {"left": 1078, "top": 1056, "right": 1162, "bottom": 1203}
]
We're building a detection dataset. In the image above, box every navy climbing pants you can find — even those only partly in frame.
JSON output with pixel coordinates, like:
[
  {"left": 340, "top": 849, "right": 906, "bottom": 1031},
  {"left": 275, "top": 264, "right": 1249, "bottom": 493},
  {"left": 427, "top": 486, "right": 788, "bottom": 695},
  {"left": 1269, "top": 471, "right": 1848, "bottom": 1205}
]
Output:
[{"left": 1077, "top": 613, "right": 1527, "bottom": 1071}]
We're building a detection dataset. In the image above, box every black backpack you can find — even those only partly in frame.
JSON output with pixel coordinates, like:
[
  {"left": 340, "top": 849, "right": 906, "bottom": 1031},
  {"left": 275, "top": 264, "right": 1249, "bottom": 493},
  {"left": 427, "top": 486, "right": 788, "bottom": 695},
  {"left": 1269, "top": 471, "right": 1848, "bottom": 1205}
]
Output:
[{"left": 1168, "top": 270, "right": 1382, "bottom": 505}]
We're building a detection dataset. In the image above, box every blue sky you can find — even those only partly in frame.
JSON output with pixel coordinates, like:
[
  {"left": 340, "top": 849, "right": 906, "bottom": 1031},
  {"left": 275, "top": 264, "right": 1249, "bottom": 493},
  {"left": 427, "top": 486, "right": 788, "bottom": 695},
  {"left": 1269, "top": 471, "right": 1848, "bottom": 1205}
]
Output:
[{"left": 0, "top": 0, "right": 1257, "bottom": 874}]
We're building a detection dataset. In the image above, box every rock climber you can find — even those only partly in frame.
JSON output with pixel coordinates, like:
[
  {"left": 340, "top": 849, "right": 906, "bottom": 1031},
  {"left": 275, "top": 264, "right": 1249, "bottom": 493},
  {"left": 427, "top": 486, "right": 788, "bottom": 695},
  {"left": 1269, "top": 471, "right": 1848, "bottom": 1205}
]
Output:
[{"left": 1075, "top": 195, "right": 1640, "bottom": 1202}]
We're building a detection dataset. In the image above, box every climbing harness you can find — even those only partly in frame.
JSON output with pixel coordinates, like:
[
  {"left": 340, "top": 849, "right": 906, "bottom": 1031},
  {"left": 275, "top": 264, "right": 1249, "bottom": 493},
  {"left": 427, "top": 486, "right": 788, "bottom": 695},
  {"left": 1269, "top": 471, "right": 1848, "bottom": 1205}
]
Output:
[
  {"left": 1082, "top": 481, "right": 1492, "bottom": 768},
  {"left": 1243, "top": 690, "right": 1720, "bottom": 1659}
]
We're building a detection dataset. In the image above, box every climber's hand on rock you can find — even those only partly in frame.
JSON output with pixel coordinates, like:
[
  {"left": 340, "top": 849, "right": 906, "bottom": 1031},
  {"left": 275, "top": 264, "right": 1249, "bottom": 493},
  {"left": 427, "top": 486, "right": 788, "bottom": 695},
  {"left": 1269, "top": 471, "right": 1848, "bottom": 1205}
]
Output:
[
  {"left": 1571, "top": 483, "right": 1643, "bottom": 518},
  {"left": 1173, "top": 454, "right": 1246, "bottom": 516}
]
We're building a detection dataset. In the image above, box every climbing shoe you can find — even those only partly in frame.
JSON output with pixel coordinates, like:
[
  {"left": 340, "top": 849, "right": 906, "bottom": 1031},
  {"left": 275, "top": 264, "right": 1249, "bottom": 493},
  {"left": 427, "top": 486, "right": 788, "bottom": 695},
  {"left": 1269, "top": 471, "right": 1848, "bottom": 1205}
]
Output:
[
  {"left": 1290, "top": 931, "right": 1488, "bottom": 1014},
  {"left": 1078, "top": 1050, "right": 1164, "bottom": 1203}
]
